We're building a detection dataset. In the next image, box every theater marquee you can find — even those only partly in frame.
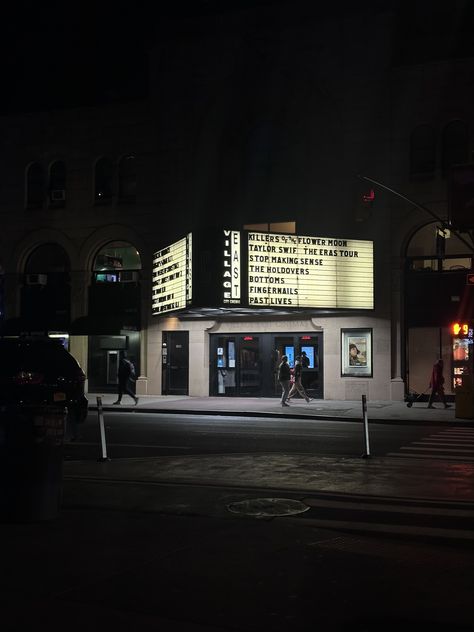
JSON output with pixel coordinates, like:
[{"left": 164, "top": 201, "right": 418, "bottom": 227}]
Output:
[
  {"left": 152, "top": 228, "right": 373, "bottom": 316},
  {"left": 223, "top": 230, "right": 374, "bottom": 309},
  {"left": 152, "top": 233, "right": 192, "bottom": 315}
]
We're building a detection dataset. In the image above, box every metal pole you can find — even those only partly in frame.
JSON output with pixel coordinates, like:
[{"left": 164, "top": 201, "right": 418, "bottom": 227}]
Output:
[
  {"left": 357, "top": 174, "right": 474, "bottom": 254},
  {"left": 96, "top": 396, "right": 110, "bottom": 462},
  {"left": 362, "top": 394, "right": 370, "bottom": 458}
]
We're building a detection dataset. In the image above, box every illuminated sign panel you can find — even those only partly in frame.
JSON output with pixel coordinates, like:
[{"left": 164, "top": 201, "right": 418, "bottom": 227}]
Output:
[
  {"left": 247, "top": 231, "right": 373, "bottom": 309},
  {"left": 451, "top": 322, "right": 473, "bottom": 338},
  {"left": 152, "top": 234, "right": 192, "bottom": 315},
  {"left": 222, "top": 230, "right": 241, "bottom": 304}
]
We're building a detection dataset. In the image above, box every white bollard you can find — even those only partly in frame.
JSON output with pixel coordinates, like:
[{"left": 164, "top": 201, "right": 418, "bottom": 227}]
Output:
[
  {"left": 96, "top": 396, "right": 110, "bottom": 462},
  {"left": 362, "top": 394, "right": 370, "bottom": 458}
]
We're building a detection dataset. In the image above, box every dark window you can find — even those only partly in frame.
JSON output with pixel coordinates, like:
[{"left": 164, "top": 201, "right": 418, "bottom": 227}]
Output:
[
  {"left": 26, "top": 162, "right": 45, "bottom": 208},
  {"left": 49, "top": 160, "right": 67, "bottom": 206},
  {"left": 118, "top": 155, "right": 136, "bottom": 202},
  {"left": 95, "top": 157, "right": 114, "bottom": 203},
  {"left": 442, "top": 120, "right": 468, "bottom": 174},
  {"left": 25, "top": 243, "right": 70, "bottom": 285},
  {"left": 410, "top": 125, "right": 436, "bottom": 177}
]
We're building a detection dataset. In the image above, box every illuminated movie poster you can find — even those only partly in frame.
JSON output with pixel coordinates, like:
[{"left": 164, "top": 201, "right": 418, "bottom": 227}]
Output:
[{"left": 341, "top": 328, "right": 373, "bottom": 377}]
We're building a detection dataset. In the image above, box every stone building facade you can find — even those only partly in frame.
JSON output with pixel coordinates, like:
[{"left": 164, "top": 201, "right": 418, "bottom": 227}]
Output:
[{"left": 1, "top": 4, "right": 472, "bottom": 400}]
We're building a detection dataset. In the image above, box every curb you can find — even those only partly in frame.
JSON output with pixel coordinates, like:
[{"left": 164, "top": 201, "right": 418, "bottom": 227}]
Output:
[{"left": 88, "top": 405, "right": 474, "bottom": 426}]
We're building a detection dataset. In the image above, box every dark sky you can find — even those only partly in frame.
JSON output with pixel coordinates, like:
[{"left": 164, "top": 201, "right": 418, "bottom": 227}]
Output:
[
  {"left": 1, "top": 1, "right": 154, "bottom": 113},
  {"left": 3, "top": 1, "right": 474, "bottom": 114},
  {"left": 1, "top": 1, "right": 291, "bottom": 114}
]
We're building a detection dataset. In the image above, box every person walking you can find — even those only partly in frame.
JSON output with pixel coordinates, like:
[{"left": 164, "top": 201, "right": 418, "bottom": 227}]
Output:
[
  {"left": 278, "top": 355, "right": 292, "bottom": 407},
  {"left": 301, "top": 350, "right": 310, "bottom": 369},
  {"left": 427, "top": 358, "right": 450, "bottom": 409},
  {"left": 288, "top": 355, "right": 312, "bottom": 403},
  {"left": 113, "top": 353, "right": 139, "bottom": 405}
]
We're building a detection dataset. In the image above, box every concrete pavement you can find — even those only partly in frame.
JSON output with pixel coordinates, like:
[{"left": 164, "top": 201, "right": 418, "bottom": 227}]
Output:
[{"left": 88, "top": 392, "right": 470, "bottom": 424}]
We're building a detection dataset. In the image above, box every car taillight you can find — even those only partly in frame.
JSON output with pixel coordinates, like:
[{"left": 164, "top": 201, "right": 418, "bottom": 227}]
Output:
[{"left": 12, "top": 371, "right": 45, "bottom": 385}]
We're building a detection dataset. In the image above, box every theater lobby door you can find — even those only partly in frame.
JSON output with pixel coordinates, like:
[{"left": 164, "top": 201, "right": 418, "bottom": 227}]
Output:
[{"left": 210, "top": 332, "right": 323, "bottom": 398}]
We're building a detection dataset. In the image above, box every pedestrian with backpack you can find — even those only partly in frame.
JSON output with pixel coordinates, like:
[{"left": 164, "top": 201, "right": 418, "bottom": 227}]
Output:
[{"left": 113, "top": 352, "right": 139, "bottom": 405}]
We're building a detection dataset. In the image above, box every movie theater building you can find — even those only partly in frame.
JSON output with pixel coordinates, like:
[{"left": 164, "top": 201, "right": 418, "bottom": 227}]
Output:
[{"left": 146, "top": 225, "right": 397, "bottom": 401}]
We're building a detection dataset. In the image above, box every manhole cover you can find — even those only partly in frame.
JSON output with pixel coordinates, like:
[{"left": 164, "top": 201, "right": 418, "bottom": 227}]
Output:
[{"left": 227, "top": 498, "right": 309, "bottom": 518}]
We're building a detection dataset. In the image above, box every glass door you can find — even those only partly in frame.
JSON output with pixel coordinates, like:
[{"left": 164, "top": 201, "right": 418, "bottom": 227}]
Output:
[
  {"left": 298, "top": 335, "right": 322, "bottom": 399},
  {"left": 216, "top": 336, "right": 237, "bottom": 395},
  {"left": 273, "top": 336, "right": 296, "bottom": 396},
  {"left": 210, "top": 332, "right": 323, "bottom": 398},
  {"left": 238, "top": 336, "right": 261, "bottom": 395}
]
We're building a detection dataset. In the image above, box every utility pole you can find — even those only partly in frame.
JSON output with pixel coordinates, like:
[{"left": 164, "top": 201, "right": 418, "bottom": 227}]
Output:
[{"left": 357, "top": 174, "right": 474, "bottom": 254}]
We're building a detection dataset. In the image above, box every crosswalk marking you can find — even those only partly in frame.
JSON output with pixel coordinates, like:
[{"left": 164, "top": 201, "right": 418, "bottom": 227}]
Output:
[
  {"left": 297, "top": 493, "right": 474, "bottom": 542},
  {"left": 388, "top": 427, "right": 474, "bottom": 462},
  {"left": 410, "top": 441, "right": 474, "bottom": 447},
  {"left": 387, "top": 453, "right": 474, "bottom": 461},
  {"left": 290, "top": 517, "right": 474, "bottom": 541},
  {"left": 401, "top": 446, "right": 474, "bottom": 453},
  {"left": 302, "top": 497, "right": 474, "bottom": 517}
]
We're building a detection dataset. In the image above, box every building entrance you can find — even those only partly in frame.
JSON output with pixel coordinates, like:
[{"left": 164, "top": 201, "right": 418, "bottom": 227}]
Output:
[
  {"left": 88, "top": 333, "right": 140, "bottom": 393},
  {"left": 210, "top": 332, "right": 323, "bottom": 398},
  {"left": 162, "top": 331, "right": 189, "bottom": 395}
]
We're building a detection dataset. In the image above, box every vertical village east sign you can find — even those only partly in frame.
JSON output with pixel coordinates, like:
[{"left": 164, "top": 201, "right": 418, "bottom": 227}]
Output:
[{"left": 152, "top": 229, "right": 374, "bottom": 316}]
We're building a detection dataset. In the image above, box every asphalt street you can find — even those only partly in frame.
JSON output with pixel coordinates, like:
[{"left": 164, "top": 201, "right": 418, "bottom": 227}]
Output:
[{"left": 64, "top": 411, "right": 454, "bottom": 461}]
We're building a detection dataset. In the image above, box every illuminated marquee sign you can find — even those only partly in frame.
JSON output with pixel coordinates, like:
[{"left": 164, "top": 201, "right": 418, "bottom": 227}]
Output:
[
  {"left": 152, "top": 234, "right": 192, "bottom": 315},
  {"left": 220, "top": 229, "right": 373, "bottom": 309},
  {"left": 247, "top": 231, "right": 373, "bottom": 309}
]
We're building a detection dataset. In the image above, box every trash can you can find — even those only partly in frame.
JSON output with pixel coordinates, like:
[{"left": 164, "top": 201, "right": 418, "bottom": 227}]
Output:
[
  {"left": 0, "top": 404, "right": 67, "bottom": 522},
  {"left": 455, "top": 377, "right": 474, "bottom": 420}
]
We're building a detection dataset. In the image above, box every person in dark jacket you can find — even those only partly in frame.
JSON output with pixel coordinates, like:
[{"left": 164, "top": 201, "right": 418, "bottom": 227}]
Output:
[
  {"left": 427, "top": 358, "right": 450, "bottom": 409},
  {"left": 278, "top": 355, "right": 291, "bottom": 407},
  {"left": 113, "top": 353, "right": 139, "bottom": 405}
]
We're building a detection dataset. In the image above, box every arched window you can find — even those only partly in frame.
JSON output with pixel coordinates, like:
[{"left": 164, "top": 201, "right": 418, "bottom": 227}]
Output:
[
  {"left": 94, "top": 157, "right": 114, "bottom": 203},
  {"left": 118, "top": 155, "right": 137, "bottom": 202},
  {"left": 22, "top": 244, "right": 71, "bottom": 331},
  {"left": 49, "top": 160, "right": 67, "bottom": 205},
  {"left": 26, "top": 162, "right": 45, "bottom": 208},
  {"left": 409, "top": 125, "right": 436, "bottom": 177},
  {"left": 406, "top": 221, "right": 472, "bottom": 271},
  {"left": 93, "top": 241, "right": 141, "bottom": 283},
  {"left": 25, "top": 243, "right": 71, "bottom": 284},
  {"left": 442, "top": 120, "right": 468, "bottom": 174}
]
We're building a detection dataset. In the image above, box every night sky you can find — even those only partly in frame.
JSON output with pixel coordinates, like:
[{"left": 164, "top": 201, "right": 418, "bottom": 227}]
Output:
[
  {"left": 1, "top": 1, "right": 153, "bottom": 113},
  {"left": 2, "top": 1, "right": 474, "bottom": 114}
]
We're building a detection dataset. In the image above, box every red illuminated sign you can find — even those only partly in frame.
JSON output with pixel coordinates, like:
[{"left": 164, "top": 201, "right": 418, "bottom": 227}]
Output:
[
  {"left": 362, "top": 189, "right": 375, "bottom": 203},
  {"left": 301, "top": 336, "right": 312, "bottom": 340},
  {"left": 243, "top": 336, "right": 254, "bottom": 341},
  {"left": 467, "top": 273, "right": 474, "bottom": 285},
  {"left": 452, "top": 322, "right": 469, "bottom": 336}
]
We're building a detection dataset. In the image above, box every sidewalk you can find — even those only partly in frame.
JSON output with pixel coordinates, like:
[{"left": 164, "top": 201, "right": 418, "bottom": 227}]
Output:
[{"left": 88, "top": 392, "right": 471, "bottom": 424}]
